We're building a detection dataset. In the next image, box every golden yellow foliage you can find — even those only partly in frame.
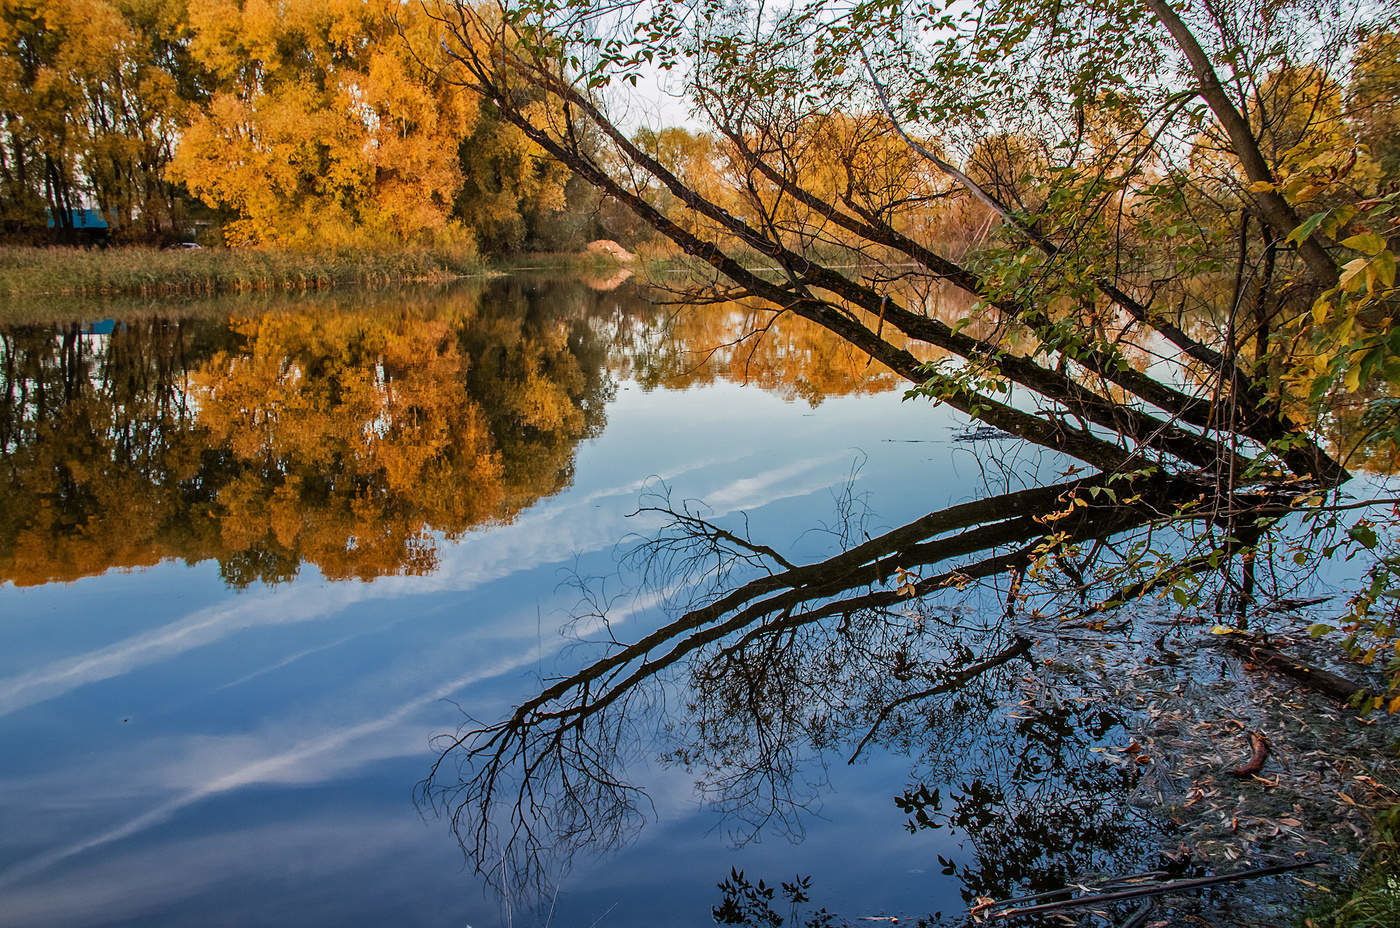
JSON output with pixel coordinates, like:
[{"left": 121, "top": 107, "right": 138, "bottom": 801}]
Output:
[
  {"left": 168, "top": 0, "right": 474, "bottom": 247},
  {"left": 0, "top": 0, "right": 195, "bottom": 238},
  {"left": 162, "top": 0, "right": 571, "bottom": 251}
]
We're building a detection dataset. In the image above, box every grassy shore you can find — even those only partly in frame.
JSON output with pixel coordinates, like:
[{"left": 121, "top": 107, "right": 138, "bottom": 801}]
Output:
[
  {"left": 0, "top": 245, "right": 491, "bottom": 301},
  {"left": 0, "top": 245, "right": 645, "bottom": 325},
  {"left": 1301, "top": 805, "right": 1400, "bottom": 927}
]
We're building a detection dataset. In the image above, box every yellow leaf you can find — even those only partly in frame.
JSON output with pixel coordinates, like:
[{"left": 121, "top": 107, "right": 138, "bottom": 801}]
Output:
[
  {"left": 1340, "top": 232, "right": 1386, "bottom": 256},
  {"left": 1311, "top": 297, "right": 1331, "bottom": 325},
  {"left": 1340, "top": 257, "right": 1369, "bottom": 289},
  {"left": 1247, "top": 180, "right": 1276, "bottom": 193},
  {"left": 1373, "top": 251, "right": 1397, "bottom": 289},
  {"left": 1323, "top": 206, "right": 1358, "bottom": 237}
]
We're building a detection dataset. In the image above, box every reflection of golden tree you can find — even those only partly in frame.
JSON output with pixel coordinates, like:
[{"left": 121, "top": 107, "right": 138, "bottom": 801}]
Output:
[
  {"left": 0, "top": 321, "right": 224, "bottom": 585},
  {"left": 1326, "top": 387, "right": 1400, "bottom": 476},
  {"left": 624, "top": 283, "right": 985, "bottom": 406},
  {"left": 192, "top": 310, "right": 507, "bottom": 582},
  {"left": 457, "top": 281, "right": 610, "bottom": 511},
  {"left": 0, "top": 283, "right": 612, "bottom": 587},
  {"left": 632, "top": 303, "right": 906, "bottom": 404}
]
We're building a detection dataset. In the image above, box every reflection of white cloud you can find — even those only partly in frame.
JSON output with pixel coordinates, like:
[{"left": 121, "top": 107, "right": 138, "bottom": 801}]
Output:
[
  {"left": 213, "top": 629, "right": 369, "bottom": 692},
  {"left": 0, "top": 652, "right": 525, "bottom": 889},
  {"left": 0, "top": 453, "right": 843, "bottom": 721},
  {"left": 0, "top": 816, "right": 435, "bottom": 928},
  {"left": 702, "top": 453, "right": 848, "bottom": 513},
  {"left": 0, "top": 584, "right": 347, "bottom": 718},
  {"left": 0, "top": 590, "right": 672, "bottom": 890},
  {"left": 523, "top": 448, "right": 740, "bottom": 518}
]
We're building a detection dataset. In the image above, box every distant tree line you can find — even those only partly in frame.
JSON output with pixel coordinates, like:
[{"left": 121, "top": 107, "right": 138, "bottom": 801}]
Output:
[{"left": 0, "top": 0, "right": 616, "bottom": 252}]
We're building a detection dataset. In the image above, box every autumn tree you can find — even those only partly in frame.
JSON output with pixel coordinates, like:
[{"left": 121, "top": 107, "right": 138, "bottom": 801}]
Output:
[
  {"left": 0, "top": 0, "right": 203, "bottom": 241},
  {"left": 166, "top": 0, "right": 470, "bottom": 247},
  {"left": 1350, "top": 31, "right": 1400, "bottom": 182},
  {"left": 163, "top": 0, "right": 587, "bottom": 252},
  {"left": 0, "top": 0, "right": 606, "bottom": 249},
  {"left": 431, "top": 0, "right": 1400, "bottom": 478},
  {"left": 417, "top": 0, "right": 1400, "bottom": 886},
  {"left": 453, "top": 102, "right": 577, "bottom": 252}
]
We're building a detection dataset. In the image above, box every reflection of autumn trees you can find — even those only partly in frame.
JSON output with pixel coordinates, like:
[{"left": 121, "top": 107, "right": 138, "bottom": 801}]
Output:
[
  {"left": 621, "top": 282, "right": 993, "bottom": 405},
  {"left": 455, "top": 278, "right": 613, "bottom": 512},
  {"left": 629, "top": 302, "right": 910, "bottom": 404},
  {"left": 0, "top": 282, "right": 612, "bottom": 586},
  {"left": 1325, "top": 384, "right": 1400, "bottom": 476},
  {"left": 191, "top": 310, "right": 508, "bottom": 583},
  {"left": 0, "top": 276, "right": 981, "bottom": 586},
  {"left": 0, "top": 319, "right": 230, "bottom": 584}
]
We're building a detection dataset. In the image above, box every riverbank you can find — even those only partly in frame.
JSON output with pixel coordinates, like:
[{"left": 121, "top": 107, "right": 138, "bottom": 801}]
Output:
[
  {"left": 1311, "top": 805, "right": 1400, "bottom": 927},
  {"left": 1030, "top": 600, "right": 1400, "bottom": 927},
  {"left": 0, "top": 245, "right": 490, "bottom": 301},
  {"left": 0, "top": 245, "right": 634, "bottom": 306}
]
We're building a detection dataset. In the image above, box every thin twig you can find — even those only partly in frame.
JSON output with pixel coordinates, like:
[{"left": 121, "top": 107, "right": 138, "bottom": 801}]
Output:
[{"left": 991, "top": 860, "right": 1321, "bottom": 918}]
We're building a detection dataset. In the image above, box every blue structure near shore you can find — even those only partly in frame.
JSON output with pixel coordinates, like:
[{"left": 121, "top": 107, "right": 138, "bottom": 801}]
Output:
[{"left": 47, "top": 208, "right": 111, "bottom": 245}]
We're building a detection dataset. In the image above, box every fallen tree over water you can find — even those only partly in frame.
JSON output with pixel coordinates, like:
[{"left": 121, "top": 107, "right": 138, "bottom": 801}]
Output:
[{"left": 416, "top": 0, "right": 1400, "bottom": 911}]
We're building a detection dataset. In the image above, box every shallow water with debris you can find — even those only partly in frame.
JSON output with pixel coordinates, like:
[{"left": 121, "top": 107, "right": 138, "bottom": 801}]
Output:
[{"left": 1009, "top": 599, "right": 1400, "bottom": 927}]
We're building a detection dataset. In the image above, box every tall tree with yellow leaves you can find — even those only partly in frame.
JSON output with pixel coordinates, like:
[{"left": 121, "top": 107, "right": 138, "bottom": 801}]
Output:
[
  {"left": 168, "top": 0, "right": 469, "bottom": 247},
  {"left": 0, "top": 0, "right": 199, "bottom": 240},
  {"left": 167, "top": 0, "right": 570, "bottom": 251}
]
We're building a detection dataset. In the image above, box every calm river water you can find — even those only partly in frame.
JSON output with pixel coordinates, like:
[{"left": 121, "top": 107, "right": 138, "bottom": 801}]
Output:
[{"left": 0, "top": 275, "right": 1195, "bottom": 925}]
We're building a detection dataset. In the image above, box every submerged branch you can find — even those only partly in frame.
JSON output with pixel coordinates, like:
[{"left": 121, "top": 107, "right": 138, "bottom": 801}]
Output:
[{"left": 847, "top": 635, "right": 1033, "bottom": 763}]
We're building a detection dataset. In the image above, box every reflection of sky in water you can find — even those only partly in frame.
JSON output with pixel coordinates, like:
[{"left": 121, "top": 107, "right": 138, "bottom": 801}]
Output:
[{"left": 0, "top": 371, "right": 1062, "bottom": 927}]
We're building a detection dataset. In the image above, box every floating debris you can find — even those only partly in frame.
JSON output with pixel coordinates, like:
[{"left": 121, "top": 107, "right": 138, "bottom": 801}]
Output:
[{"left": 952, "top": 425, "right": 1013, "bottom": 442}]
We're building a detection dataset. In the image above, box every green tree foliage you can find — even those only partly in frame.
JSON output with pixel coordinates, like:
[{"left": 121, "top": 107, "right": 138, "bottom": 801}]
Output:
[{"left": 452, "top": 102, "right": 576, "bottom": 253}]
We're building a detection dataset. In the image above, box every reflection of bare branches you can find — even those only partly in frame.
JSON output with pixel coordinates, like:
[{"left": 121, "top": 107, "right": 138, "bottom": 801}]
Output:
[
  {"left": 418, "top": 467, "right": 1309, "bottom": 898},
  {"left": 623, "top": 482, "right": 797, "bottom": 599},
  {"left": 847, "top": 635, "right": 1032, "bottom": 764},
  {"left": 800, "top": 452, "right": 873, "bottom": 552},
  {"left": 676, "top": 603, "right": 1033, "bottom": 844}
]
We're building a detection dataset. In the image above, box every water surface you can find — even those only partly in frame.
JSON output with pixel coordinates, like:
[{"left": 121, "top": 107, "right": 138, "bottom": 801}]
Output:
[{"left": 0, "top": 277, "right": 1057, "bottom": 926}]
